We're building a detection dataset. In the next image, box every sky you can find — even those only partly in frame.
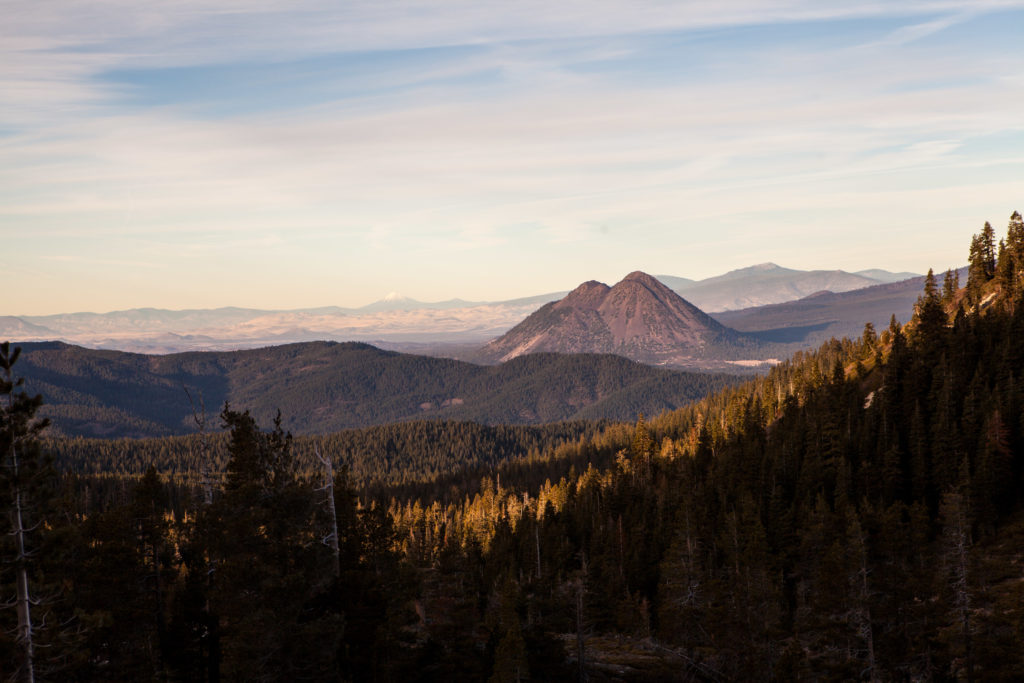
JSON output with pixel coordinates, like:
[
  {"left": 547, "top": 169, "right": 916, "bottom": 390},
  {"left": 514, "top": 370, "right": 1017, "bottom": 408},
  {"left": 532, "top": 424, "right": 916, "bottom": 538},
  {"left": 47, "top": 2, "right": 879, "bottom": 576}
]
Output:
[{"left": 2, "top": 1, "right": 1024, "bottom": 315}]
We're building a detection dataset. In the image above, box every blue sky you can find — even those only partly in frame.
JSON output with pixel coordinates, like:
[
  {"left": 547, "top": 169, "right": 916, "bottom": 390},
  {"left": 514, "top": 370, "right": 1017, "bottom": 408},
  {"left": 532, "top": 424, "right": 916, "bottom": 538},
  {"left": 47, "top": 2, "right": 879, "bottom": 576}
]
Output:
[{"left": 2, "top": 1, "right": 1023, "bottom": 314}]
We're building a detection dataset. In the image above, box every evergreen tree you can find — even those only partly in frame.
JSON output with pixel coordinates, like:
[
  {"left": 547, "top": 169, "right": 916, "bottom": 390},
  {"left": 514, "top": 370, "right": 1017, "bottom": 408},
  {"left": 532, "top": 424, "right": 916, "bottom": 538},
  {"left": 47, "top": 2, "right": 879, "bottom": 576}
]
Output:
[
  {"left": 981, "top": 221, "right": 997, "bottom": 277},
  {"left": 202, "top": 406, "right": 341, "bottom": 681},
  {"left": 913, "top": 268, "right": 947, "bottom": 350},
  {"left": 967, "top": 223, "right": 997, "bottom": 300},
  {"left": 942, "top": 268, "right": 959, "bottom": 304},
  {"left": 488, "top": 576, "right": 530, "bottom": 683},
  {"left": 68, "top": 474, "right": 174, "bottom": 679},
  {"left": 1006, "top": 210, "right": 1024, "bottom": 289},
  {"left": 996, "top": 239, "right": 1013, "bottom": 291},
  {"left": 131, "top": 465, "right": 173, "bottom": 675},
  {"left": 860, "top": 322, "right": 877, "bottom": 358}
]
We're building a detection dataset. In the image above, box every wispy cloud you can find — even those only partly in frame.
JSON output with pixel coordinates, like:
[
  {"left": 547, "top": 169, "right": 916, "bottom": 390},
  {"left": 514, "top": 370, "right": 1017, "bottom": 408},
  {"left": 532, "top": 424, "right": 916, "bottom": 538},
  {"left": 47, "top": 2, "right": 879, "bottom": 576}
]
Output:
[
  {"left": 40, "top": 254, "right": 168, "bottom": 269},
  {"left": 2, "top": 1, "right": 1024, "bottom": 312}
]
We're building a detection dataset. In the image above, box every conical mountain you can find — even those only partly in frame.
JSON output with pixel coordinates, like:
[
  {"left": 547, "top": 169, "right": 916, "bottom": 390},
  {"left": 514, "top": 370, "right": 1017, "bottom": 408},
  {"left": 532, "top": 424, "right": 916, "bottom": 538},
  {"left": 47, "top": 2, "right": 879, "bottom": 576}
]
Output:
[{"left": 481, "top": 271, "right": 754, "bottom": 365}]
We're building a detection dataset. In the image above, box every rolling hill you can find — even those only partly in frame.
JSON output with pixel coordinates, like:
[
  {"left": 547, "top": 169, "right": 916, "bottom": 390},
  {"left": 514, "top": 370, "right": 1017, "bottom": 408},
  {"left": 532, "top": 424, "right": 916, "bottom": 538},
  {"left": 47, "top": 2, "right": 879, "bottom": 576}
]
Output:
[{"left": 14, "top": 340, "right": 741, "bottom": 438}]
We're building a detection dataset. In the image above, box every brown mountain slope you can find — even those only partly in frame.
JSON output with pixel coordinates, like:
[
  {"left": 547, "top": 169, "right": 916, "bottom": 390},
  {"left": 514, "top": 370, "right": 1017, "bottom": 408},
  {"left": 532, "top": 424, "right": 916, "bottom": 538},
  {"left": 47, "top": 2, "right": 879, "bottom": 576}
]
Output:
[
  {"left": 479, "top": 271, "right": 759, "bottom": 366},
  {"left": 709, "top": 270, "right": 962, "bottom": 345}
]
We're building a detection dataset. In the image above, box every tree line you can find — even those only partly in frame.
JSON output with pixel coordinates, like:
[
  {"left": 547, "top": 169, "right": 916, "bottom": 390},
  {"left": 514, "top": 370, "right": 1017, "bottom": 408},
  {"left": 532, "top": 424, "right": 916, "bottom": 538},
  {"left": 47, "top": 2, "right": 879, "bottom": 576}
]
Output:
[{"left": 0, "top": 212, "right": 1022, "bottom": 680}]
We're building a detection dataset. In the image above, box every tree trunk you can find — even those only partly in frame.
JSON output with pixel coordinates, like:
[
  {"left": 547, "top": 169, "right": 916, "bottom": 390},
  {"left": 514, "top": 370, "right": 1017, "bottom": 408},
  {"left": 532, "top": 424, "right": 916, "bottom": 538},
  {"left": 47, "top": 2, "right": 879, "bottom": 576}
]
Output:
[
  {"left": 315, "top": 445, "right": 341, "bottom": 578},
  {"left": 11, "top": 468, "right": 35, "bottom": 683},
  {"left": 2, "top": 346, "right": 46, "bottom": 683}
]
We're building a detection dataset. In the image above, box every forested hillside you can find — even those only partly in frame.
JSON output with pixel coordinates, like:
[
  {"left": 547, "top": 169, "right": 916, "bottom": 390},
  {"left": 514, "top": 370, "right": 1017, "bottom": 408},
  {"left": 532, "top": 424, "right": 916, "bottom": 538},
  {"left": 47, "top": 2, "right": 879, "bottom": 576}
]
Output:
[
  {"left": 18, "top": 342, "right": 740, "bottom": 437},
  {"left": 1, "top": 213, "right": 1023, "bottom": 680},
  {"left": 50, "top": 419, "right": 609, "bottom": 496}
]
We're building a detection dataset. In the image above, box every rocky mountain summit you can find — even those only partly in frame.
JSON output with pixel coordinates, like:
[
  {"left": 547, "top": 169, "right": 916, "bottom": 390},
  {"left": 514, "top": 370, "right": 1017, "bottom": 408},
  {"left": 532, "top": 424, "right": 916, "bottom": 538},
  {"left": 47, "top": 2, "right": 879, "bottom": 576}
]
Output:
[{"left": 481, "top": 271, "right": 755, "bottom": 366}]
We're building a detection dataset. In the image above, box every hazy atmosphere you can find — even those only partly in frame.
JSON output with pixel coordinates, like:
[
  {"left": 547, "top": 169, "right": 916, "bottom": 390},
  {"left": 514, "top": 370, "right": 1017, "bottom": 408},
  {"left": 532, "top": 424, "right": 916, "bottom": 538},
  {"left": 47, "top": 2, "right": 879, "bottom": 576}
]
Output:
[{"left": 3, "top": 1, "right": 1023, "bottom": 314}]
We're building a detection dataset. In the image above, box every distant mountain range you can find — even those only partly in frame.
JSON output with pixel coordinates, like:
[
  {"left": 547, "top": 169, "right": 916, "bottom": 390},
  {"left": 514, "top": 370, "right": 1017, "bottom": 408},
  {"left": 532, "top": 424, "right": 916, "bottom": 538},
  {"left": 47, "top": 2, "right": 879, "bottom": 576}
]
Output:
[
  {"left": 853, "top": 268, "right": 921, "bottom": 283},
  {"left": 0, "top": 265, "right": 918, "bottom": 354},
  {"left": 711, "top": 268, "right": 966, "bottom": 346},
  {"left": 475, "top": 266, "right": 950, "bottom": 368},
  {"left": 16, "top": 341, "right": 742, "bottom": 438},
  {"left": 357, "top": 292, "right": 479, "bottom": 312},
  {"left": 0, "top": 300, "right": 557, "bottom": 354},
  {"left": 10, "top": 264, "right": 944, "bottom": 438},
  {"left": 0, "top": 316, "right": 55, "bottom": 337},
  {"left": 479, "top": 271, "right": 761, "bottom": 367},
  {"left": 661, "top": 263, "right": 919, "bottom": 312}
]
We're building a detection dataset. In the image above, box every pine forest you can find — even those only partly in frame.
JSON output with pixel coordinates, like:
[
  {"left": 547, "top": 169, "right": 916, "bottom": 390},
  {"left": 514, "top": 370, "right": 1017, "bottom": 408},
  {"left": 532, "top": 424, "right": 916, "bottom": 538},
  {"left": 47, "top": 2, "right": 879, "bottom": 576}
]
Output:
[{"left": 3, "top": 213, "right": 1024, "bottom": 681}]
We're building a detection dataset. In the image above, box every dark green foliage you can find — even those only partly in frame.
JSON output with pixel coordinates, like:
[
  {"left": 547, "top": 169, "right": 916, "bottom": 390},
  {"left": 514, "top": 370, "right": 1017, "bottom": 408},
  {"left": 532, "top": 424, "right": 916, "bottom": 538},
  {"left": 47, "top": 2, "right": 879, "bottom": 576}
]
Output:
[
  {"left": 57, "top": 468, "right": 177, "bottom": 680},
  {"left": 942, "top": 267, "right": 959, "bottom": 303},
  {"left": 48, "top": 419, "right": 608, "bottom": 494},
  {"left": 1007, "top": 211, "right": 1024, "bottom": 292},
  {"left": 195, "top": 406, "right": 343, "bottom": 681},
  {"left": 967, "top": 221, "right": 997, "bottom": 300},
  {"left": 913, "top": 268, "right": 947, "bottom": 351},
  {"left": 17, "top": 342, "right": 741, "bottom": 438}
]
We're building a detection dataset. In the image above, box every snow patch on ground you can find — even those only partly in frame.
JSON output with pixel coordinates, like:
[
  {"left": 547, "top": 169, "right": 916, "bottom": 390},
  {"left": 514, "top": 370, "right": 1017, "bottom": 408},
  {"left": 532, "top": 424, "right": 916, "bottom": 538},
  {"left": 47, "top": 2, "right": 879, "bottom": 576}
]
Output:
[{"left": 725, "top": 358, "right": 780, "bottom": 367}]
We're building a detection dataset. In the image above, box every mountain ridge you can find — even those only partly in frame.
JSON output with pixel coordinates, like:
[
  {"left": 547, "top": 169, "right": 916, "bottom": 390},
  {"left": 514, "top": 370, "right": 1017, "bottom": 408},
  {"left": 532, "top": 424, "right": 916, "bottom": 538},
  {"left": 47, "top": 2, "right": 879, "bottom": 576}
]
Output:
[
  {"left": 665, "top": 264, "right": 905, "bottom": 311},
  {"left": 14, "top": 340, "right": 742, "bottom": 438},
  {"left": 480, "top": 270, "right": 759, "bottom": 367},
  {"left": 712, "top": 268, "right": 966, "bottom": 345},
  {"left": 1, "top": 265, "right": 920, "bottom": 354}
]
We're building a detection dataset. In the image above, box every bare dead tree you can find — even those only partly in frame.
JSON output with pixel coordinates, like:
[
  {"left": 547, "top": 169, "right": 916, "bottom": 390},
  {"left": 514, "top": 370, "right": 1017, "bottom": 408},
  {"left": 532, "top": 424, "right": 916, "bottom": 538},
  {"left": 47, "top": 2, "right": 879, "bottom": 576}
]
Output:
[
  {"left": 314, "top": 444, "right": 341, "bottom": 579},
  {"left": 7, "top": 434, "right": 35, "bottom": 683},
  {"left": 2, "top": 343, "right": 49, "bottom": 683}
]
